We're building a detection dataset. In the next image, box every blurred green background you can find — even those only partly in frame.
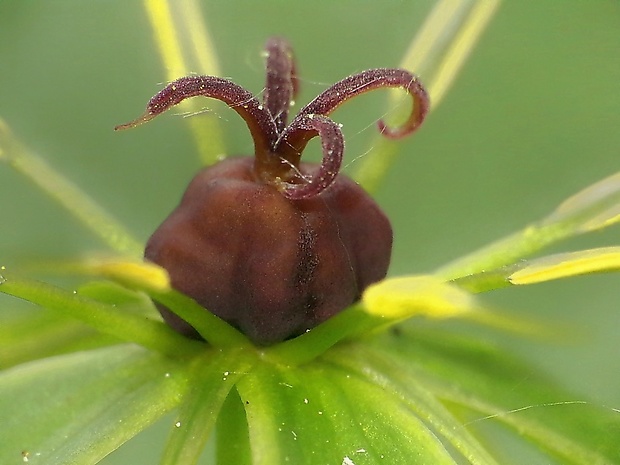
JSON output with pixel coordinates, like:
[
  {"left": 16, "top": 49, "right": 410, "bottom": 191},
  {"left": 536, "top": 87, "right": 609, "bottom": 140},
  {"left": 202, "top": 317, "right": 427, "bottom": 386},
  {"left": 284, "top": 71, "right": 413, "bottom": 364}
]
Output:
[{"left": 1, "top": 1, "right": 619, "bottom": 463}]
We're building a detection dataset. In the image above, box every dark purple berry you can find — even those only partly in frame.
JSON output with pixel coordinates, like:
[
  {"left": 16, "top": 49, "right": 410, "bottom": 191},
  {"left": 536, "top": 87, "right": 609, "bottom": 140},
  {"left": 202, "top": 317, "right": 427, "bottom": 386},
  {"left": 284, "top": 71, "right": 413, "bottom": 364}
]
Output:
[{"left": 116, "top": 37, "right": 429, "bottom": 345}]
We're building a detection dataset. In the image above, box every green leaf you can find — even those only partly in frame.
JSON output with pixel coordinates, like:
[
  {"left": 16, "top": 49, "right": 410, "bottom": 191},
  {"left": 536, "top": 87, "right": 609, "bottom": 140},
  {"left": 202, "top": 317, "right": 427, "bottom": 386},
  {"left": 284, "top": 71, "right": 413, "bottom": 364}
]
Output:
[
  {"left": 77, "top": 280, "right": 158, "bottom": 310},
  {"left": 159, "top": 348, "right": 256, "bottom": 465},
  {"left": 326, "top": 344, "right": 500, "bottom": 465},
  {"left": 0, "top": 279, "right": 166, "bottom": 369},
  {"left": 0, "top": 307, "right": 116, "bottom": 370},
  {"left": 236, "top": 359, "right": 459, "bottom": 465},
  {"left": 216, "top": 388, "right": 253, "bottom": 465},
  {"left": 0, "top": 274, "right": 201, "bottom": 357},
  {"left": 0, "top": 345, "right": 190, "bottom": 465},
  {"left": 373, "top": 326, "right": 620, "bottom": 465}
]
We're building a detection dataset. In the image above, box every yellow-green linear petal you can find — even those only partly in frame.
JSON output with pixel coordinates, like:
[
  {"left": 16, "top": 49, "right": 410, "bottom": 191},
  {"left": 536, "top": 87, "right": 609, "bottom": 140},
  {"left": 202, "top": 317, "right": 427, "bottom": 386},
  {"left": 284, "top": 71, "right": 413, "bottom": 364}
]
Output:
[
  {"left": 438, "top": 171, "right": 620, "bottom": 281},
  {"left": 363, "top": 275, "right": 476, "bottom": 320},
  {"left": 353, "top": 0, "right": 501, "bottom": 192},
  {"left": 75, "top": 258, "right": 171, "bottom": 293},
  {"left": 544, "top": 171, "right": 620, "bottom": 233},
  {"left": 509, "top": 247, "right": 620, "bottom": 285},
  {"left": 143, "top": 0, "right": 225, "bottom": 165}
]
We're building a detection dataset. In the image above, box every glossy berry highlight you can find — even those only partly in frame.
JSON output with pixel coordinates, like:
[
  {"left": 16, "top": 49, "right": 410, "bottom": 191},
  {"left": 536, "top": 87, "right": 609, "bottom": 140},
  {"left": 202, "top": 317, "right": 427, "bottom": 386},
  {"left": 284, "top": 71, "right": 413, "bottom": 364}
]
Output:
[{"left": 116, "top": 37, "right": 429, "bottom": 345}]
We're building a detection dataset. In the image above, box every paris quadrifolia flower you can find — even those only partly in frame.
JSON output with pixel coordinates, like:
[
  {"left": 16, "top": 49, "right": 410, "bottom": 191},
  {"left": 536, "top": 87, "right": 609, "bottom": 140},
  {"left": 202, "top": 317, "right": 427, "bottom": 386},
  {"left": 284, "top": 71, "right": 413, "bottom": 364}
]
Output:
[
  {"left": 1, "top": 2, "right": 619, "bottom": 465},
  {"left": 115, "top": 37, "right": 428, "bottom": 345}
]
